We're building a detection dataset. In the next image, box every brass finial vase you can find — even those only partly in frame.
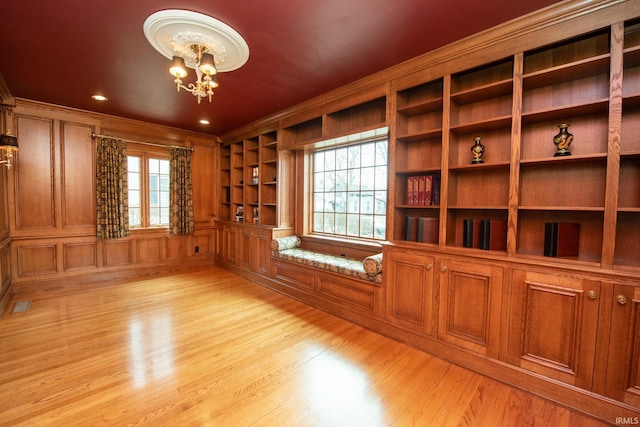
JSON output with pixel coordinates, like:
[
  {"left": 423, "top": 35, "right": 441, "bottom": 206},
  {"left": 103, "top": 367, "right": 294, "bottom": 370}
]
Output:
[
  {"left": 553, "top": 123, "right": 573, "bottom": 157},
  {"left": 470, "top": 136, "right": 485, "bottom": 164}
]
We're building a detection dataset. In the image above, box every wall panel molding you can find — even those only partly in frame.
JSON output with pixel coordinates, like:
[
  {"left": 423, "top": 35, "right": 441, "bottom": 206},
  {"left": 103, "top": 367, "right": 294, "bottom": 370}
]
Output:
[
  {"left": 60, "top": 121, "right": 96, "bottom": 230},
  {"left": 13, "top": 114, "right": 55, "bottom": 230},
  {"left": 63, "top": 241, "right": 98, "bottom": 272},
  {"left": 17, "top": 243, "right": 57, "bottom": 277}
]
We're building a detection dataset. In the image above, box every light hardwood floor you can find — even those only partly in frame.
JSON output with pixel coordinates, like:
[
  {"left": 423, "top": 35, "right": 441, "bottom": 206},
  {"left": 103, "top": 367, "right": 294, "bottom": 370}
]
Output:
[{"left": 0, "top": 267, "right": 609, "bottom": 426}]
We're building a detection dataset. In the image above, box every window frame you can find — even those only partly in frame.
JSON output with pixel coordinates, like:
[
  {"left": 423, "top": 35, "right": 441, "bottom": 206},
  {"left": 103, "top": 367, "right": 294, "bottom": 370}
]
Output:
[
  {"left": 127, "top": 145, "right": 171, "bottom": 230},
  {"left": 305, "top": 127, "right": 389, "bottom": 244}
]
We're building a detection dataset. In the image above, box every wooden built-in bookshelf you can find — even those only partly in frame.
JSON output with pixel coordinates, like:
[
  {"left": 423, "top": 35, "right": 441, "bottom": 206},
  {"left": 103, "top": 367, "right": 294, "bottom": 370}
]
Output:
[
  {"left": 217, "top": 5, "right": 640, "bottom": 421},
  {"left": 219, "top": 130, "right": 280, "bottom": 227},
  {"left": 383, "top": 21, "right": 640, "bottom": 271}
]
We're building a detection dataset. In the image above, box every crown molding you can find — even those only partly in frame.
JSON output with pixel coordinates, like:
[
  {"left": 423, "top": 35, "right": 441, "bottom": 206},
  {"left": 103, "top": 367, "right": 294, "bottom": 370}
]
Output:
[
  {"left": 221, "top": 0, "right": 638, "bottom": 141},
  {"left": 0, "top": 74, "right": 16, "bottom": 107}
]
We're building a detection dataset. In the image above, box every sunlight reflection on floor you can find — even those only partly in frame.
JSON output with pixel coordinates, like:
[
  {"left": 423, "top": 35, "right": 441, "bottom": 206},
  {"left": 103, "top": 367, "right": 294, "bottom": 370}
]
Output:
[
  {"left": 129, "top": 314, "right": 175, "bottom": 388},
  {"left": 303, "top": 346, "right": 387, "bottom": 427}
]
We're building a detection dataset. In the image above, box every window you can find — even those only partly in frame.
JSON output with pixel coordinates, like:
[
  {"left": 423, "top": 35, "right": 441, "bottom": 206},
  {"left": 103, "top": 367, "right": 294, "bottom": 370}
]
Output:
[
  {"left": 312, "top": 128, "right": 388, "bottom": 240},
  {"left": 127, "top": 150, "right": 170, "bottom": 228}
]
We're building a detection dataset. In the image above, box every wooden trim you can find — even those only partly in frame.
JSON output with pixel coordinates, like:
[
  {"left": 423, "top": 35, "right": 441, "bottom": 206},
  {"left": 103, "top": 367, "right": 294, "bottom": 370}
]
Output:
[
  {"left": 221, "top": 0, "right": 639, "bottom": 141},
  {"left": 602, "top": 21, "right": 624, "bottom": 269}
]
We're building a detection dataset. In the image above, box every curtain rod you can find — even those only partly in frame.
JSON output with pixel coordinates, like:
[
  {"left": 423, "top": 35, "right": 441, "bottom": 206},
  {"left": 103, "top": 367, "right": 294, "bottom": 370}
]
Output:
[{"left": 91, "top": 133, "right": 194, "bottom": 151}]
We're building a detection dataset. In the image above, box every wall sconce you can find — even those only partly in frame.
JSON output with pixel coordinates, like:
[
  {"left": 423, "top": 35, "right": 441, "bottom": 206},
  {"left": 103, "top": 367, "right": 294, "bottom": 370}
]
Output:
[
  {"left": 0, "top": 133, "right": 18, "bottom": 168},
  {"left": 0, "top": 102, "right": 18, "bottom": 169}
]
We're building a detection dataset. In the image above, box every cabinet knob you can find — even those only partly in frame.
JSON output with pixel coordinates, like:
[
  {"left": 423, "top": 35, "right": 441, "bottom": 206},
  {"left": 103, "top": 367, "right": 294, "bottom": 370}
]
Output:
[
  {"left": 425, "top": 263, "right": 433, "bottom": 270},
  {"left": 587, "top": 290, "right": 597, "bottom": 300},
  {"left": 441, "top": 266, "right": 447, "bottom": 272},
  {"left": 616, "top": 294, "right": 628, "bottom": 305}
]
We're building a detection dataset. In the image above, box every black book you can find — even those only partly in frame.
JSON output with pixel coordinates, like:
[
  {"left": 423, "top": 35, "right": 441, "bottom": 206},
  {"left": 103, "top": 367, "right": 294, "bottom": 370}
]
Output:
[
  {"left": 431, "top": 175, "right": 441, "bottom": 206},
  {"left": 463, "top": 219, "right": 475, "bottom": 248}
]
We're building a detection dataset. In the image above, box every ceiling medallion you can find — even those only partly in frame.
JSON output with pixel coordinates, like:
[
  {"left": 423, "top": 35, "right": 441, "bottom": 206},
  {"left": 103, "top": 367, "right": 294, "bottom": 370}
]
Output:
[{"left": 143, "top": 10, "right": 249, "bottom": 103}]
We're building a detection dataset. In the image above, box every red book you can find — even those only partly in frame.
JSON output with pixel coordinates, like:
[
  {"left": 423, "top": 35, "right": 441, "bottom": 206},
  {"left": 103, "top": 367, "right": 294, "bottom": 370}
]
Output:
[
  {"left": 407, "top": 176, "right": 415, "bottom": 206},
  {"left": 406, "top": 216, "right": 419, "bottom": 241},
  {"left": 423, "top": 175, "right": 433, "bottom": 206},
  {"left": 417, "top": 176, "right": 425, "bottom": 205},
  {"left": 544, "top": 222, "right": 580, "bottom": 257},
  {"left": 417, "top": 217, "right": 439, "bottom": 244},
  {"left": 480, "top": 219, "right": 507, "bottom": 251}
]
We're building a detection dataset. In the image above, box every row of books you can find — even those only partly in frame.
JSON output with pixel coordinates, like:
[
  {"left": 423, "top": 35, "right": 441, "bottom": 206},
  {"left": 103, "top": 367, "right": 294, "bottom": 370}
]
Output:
[
  {"left": 406, "top": 216, "right": 439, "bottom": 244},
  {"left": 463, "top": 219, "right": 507, "bottom": 251},
  {"left": 406, "top": 175, "right": 440, "bottom": 206}
]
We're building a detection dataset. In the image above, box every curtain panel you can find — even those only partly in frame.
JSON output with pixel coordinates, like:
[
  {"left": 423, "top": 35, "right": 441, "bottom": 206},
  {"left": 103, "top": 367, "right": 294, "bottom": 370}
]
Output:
[
  {"left": 96, "top": 137, "right": 129, "bottom": 239},
  {"left": 169, "top": 146, "right": 195, "bottom": 235}
]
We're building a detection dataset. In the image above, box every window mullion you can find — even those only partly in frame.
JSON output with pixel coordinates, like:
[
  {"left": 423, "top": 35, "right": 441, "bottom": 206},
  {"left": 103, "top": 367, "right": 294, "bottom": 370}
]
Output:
[{"left": 141, "top": 153, "right": 150, "bottom": 228}]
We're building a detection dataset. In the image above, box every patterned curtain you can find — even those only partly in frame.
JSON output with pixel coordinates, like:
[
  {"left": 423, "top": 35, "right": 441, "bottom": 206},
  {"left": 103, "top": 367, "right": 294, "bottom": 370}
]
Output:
[
  {"left": 96, "top": 137, "right": 129, "bottom": 239},
  {"left": 169, "top": 146, "right": 195, "bottom": 235}
]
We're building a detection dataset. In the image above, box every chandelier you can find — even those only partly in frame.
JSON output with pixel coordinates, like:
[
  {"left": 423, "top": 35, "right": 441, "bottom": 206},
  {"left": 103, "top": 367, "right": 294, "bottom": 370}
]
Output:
[
  {"left": 144, "top": 9, "right": 249, "bottom": 104},
  {"left": 169, "top": 44, "right": 219, "bottom": 103}
]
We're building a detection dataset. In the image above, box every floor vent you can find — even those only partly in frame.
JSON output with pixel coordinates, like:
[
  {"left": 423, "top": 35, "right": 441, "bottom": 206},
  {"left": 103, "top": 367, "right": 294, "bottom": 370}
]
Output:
[{"left": 12, "top": 300, "right": 31, "bottom": 313}]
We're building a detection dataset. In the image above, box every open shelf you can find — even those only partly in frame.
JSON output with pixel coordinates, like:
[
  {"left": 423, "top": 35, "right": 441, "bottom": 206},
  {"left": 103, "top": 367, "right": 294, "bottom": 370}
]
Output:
[
  {"left": 445, "top": 208, "right": 508, "bottom": 252},
  {"left": 325, "top": 97, "right": 387, "bottom": 137},
  {"left": 448, "top": 167, "right": 509, "bottom": 209},
  {"left": 615, "top": 211, "right": 640, "bottom": 269},
  {"left": 220, "top": 130, "right": 280, "bottom": 225},
  {"left": 519, "top": 159, "right": 606, "bottom": 209},
  {"left": 521, "top": 114, "right": 609, "bottom": 160},
  {"left": 516, "top": 209, "right": 604, "bottom": 264},
  {"left": 395, "top": 137, "right": 442, "bottom": 172},
  {"left": 396, "top": 78, "right": 443, "bottom": 140}
]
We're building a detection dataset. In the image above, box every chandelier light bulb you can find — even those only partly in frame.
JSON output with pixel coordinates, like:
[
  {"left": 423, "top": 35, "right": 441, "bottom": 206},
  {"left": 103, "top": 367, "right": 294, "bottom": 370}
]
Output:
[
  {"left": 169, "top": 56, "right": 188, "bottom": 78},
  {"left": 198, "top": 53, "right": 217, "bottom": 76}
]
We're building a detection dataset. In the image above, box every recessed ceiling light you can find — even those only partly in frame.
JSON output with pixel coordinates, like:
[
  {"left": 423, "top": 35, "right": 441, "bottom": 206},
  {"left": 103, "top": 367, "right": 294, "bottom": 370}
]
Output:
[
  {"left": 92, "top": 95, "right": 108, "bottom": 101},
  {"left": 199, "top": 119, "right": 210, "bottom": 125}
]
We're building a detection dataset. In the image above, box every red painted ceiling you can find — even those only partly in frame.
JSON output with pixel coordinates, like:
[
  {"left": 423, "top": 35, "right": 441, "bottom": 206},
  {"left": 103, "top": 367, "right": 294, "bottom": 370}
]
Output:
[{"left": 0, "top": 0, "right": 560, "bottom": 137}]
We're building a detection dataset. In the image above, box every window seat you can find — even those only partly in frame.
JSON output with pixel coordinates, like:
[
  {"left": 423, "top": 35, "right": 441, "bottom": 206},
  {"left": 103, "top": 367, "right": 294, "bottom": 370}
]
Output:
[{"left": 270, "top": 236, "right": 383, "bottom": 285}]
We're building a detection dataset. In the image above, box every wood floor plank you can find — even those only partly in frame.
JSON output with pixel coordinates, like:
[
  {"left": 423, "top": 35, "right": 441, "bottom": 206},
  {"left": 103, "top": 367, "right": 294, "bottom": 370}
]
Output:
[{"left": 0, "top": 267, "right": 609, "bottom": 426}]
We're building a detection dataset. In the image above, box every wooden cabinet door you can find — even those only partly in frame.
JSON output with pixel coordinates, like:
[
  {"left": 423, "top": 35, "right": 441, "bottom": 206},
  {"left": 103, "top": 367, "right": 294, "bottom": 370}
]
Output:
[
  {"left": 237, "top": 227, "right": 271, "bottom": 274},
  {"left": 437, "top": 258, "right": 503, "bottom": 358},
  {"left": 240, "top": 228, "right": 252, "bottom": 269},
  {"left": 251, "top": 229, "right": 271, "bottom": 275},
  {"left": 605, "top": 284, "right": 640, "bottom": 407},
  {"left": 215, "top": 226, "right": 224, "bottom": 260},
  {"left": 507, "top": 269, "right": 600, "bottom": 389},
  {"left": 222, "top": 225, "right": 237, "bottom": 264},
  {"left": 385, "top": 250, "right": 435, "bottom": 335}
]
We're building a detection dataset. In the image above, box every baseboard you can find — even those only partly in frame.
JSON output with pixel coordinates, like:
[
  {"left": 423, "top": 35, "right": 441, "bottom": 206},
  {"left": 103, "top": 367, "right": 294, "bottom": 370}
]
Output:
[{"left": 11, "top": 259, "right": 214, "bottom": 299}]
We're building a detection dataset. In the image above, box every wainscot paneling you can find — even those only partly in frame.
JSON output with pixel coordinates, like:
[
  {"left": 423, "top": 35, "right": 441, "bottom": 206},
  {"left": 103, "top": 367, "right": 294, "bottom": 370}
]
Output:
[
  {"left": 102, "top": 239, "right": 133, "bottom": 267},
  {"left": 4, "top": 100, "right": 218, "bottom": 294},
  {"left": 14, "top": 114, "right": 55, "bottom": 230},
  {"left": 60, "top": 121, "right": 95, "bottom": 229},
  {"left": 191, "top": 144, "right": 216, "bottom": 225},
  {"left": 17, "top": 243, "right": 57, "bottom": 277},
  {"left": 0, "top": 241, "right": 11, "bottom": 314},
  {"left": 193, "top": 231, "right": 213, "bottom": 256},
  {"left": 166, "top": 235, "right": 188, "bottom": 260},
  {"left": 63, "top": 241, "right": 98, "bottom": 272},
  {"left": 0, "top": 169, "right": 8, "bottom": 242},
  {"left": 136, "top": 238, "right": 163, "bottom": 264}
]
